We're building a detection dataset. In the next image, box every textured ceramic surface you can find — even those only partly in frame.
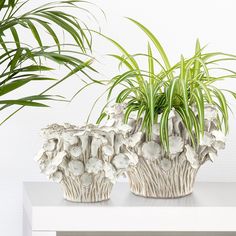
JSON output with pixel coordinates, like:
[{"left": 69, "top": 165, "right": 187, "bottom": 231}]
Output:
[
  {"left": 109, "top": 104, "right": 226, "bottom": 198},
  {"left": 36, "top": 110, "right": 138, "bottom": 202}
]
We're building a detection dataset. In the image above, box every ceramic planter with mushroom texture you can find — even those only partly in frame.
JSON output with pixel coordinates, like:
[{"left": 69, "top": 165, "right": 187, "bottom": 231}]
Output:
[
  {"left": 107, "top": 104, "right": 226, "bottom": 198},
  {"left": 36, "top": 120, "right": 137, "bottom": 203}
]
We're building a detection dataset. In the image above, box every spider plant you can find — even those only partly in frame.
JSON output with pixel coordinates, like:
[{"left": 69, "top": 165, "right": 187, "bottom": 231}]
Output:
[
  {"left": 0, "top": 0, "right": 100, "bottom": 125},
  {"left": 97, "top": 18, "right": 236, "bottom": 151}
]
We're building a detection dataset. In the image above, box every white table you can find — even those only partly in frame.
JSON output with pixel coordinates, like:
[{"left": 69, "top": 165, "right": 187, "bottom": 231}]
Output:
[{"left": 23, "top": 182, "right": 236, "bottom": 236}]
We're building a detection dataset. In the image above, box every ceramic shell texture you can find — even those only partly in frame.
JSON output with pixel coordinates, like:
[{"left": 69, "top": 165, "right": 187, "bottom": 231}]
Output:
[
  {"left": 36, "top": 110, "right": 138, "bottom": 202},
  {"left": 110, "top": 104, "right": 226, "bottom": 198}
]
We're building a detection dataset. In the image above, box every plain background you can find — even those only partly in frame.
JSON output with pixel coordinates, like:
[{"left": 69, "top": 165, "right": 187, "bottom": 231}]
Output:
[{"left": 1, "top": 0, "right": 236, "bottom": 235}]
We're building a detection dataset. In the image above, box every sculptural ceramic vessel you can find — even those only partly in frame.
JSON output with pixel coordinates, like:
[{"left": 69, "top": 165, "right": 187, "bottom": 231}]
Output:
[
  {"left": 36, "top": 115, "right": 138, "bottom": 202},
  {"left": 107, "top": 103, "right": 226, "bottom": 198}
]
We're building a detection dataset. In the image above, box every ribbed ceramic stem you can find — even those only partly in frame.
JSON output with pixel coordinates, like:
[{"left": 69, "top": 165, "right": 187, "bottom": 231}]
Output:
[
  {"left": 60, "top": 173, "right": 113, "bottom": 202},
  {"left": 127, "top": 157, "right": 199, "bottom": 198}
]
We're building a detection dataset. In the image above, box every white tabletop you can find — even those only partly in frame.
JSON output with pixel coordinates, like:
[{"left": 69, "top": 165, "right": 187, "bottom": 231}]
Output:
[{"left": 23, "top": 182, "right": 236, "bottom": 232}]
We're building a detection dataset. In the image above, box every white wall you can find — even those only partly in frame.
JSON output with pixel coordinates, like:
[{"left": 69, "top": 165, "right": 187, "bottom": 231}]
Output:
[{"left": 1, "top": 0, "right": 236, "bottom": 235}]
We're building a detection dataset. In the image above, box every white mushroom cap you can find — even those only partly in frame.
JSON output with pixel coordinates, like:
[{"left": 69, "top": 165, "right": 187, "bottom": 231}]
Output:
[
  {"left": 43, "top": 139, "right": 57, "bottom": 152},
  {"left": 42, "top": 164, "right": 57, "bottom": 176},
  {"left": 50, "top": 171, "right": 63, "bottom": 183},
  {"left": 69, "top": 145, "right": 82, "bottom": 158},
  {"left": 118, "top": 124, "right": 133, "bottom": 134},
  {"left": 212, "top": 130, "right": 225, "bottom": 143},
  {"left": 51, "top": 151, "right": 67, "bottom": 166},
  {"left": 169, "top": 136, "right": 184, "bottom": 156},
  {"left": 112, "top": 153, "right": 130, "bottom": 169},
  {"left": 102, "top": 145, "right": 114, "bottom": 158},
  {"left": 80, "top": 173, "right": 93, "bottom": 187},
  {"left": 68, "top": 160, "right": 84, "bottom": 176},
  {"left": 62, "top": 131, "right": 78, "bottom": 145},
  {"left": 124, "top": 151, "right": 139, "bottom": 166},
  {"left": 200, "top": 132, "right": 214, "bottom": 147},
  {"left": 103, "top": 162, "right": 116, "bottom": 183},
  {"left": 41, "top": 124, "right": 64, "bottom": 139},
  {"left": 127, "top": 132, "right": 143, "bottom": 147},
  {"left": 204, "top": 105, "right": 218, "bottom": 121},
  {"left": 142, "top": 141, "right": 161, "bottom": 160},
  {"left": 85, "top": 158, "right": 103, "bottom": 174}
]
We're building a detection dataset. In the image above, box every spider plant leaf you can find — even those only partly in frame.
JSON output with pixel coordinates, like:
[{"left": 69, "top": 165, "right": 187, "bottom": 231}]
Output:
[
  {"left": 196, "top": 81, "right": 213, "bottom": 103},
  {"left": 124, "top": 104, "right": 138, "bottom": 123},
  {"left": 96, "top": 112, "right": 107, "bottom": 124},
  {"left": 107, "top": 70, "right": 139, "bottom": 100},
  {"left": 189, "top": 107, "right": 200, "bottom": 145},
  {"left": 148, "top": 43, "right": 154, "bottom": 79},
  {"left": 192, "top": 87, "right": 204, "bottom": 135},
  {"left": 210, "top": 86, "right": 229, "bottom": 133},
  {"left": 160, "top": 107, "right": 170, "bottom": 150},
  {"left": 127, "top": 17, "right": 173, "bottom": 78},
  {"left": 180, "top": 55, "right": 190, "bottom": 118},
  {"left": 167, "top": 77, "right": 178, "bottom": 108},
  {"left": 193, "top": 39, "right": 201, "bottom": 78},
  {"left": 108, "top": 54, "right": 134, "bottom": 71}
]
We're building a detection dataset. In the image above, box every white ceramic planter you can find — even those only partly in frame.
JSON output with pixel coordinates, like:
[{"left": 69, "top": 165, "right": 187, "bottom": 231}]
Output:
[
  {"left": 36, "top": 119, "right": 138, "bottom": 202},
  {"left": 107, "top": 104, "right": 226, "bottom": 198}
]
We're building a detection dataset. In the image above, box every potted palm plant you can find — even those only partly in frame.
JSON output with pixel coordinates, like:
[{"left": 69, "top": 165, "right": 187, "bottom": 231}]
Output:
[
  {"left": 0, "top": 0, "right": 97, "bottom": 125},
  {"left": 97, "top": 18, "right": 236, "bottom": 198},
  {"left": 0, "top": 0, "right": 109, "bottom": 201}
]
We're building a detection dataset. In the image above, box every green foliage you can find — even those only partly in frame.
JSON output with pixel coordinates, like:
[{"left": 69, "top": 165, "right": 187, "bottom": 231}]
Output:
[
  {"left": 98, "top": 18, "right": 236, "bottom": 150},
  {"left": 0, "top": 0, "right": 98, "bottom": 125}
]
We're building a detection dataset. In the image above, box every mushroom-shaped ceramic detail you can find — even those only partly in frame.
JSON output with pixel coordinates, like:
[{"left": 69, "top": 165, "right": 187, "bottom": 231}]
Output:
[
  {"left": 62, "top": 130, "right": 79, "bottom": 145},
  {"left": 126, "top": 132, "right": 143, "bottom": 147},
  {"left": 102, "top": 145, "right": 114, "bottom": 160},
  {"left": 42, "top": 164, "right": 58, "bottom": 176},
  {"left": 43, "top": 139, "right": 57, "bottom": 152},
  {"left": 112, "top": 153, "right": 130, "bottom": 169},
  {"left": 124, "top": 150, "right": 139, "bottom": 166},
  {"left": 80, "top": 173, "right": 93, "bottom": 187},
  {"left": 212, "top": 130, "right": 226, "bottom": 150},
  {"left": 204, "top": 105, "right": 218, "bottom": 121},
  {"left": 103, "top": 162, "right": 116, "bottom": 183},
  {"left": 200, "top": 132, "right": 214, "bottom": 147},
  {"left": 37, "top": 122, "right": 134, "bottom": 203},
  {"left": 142, "top": 141, "right": 161, "bottom": 160},
  {"left": 68, "top": 160, "right": 84, "bottom": 176},
  {"left": 68, "top": 145, "right": 82, "bottom": 158},
  {"left": 85, "top": 157, "right": 103, "bottom": 174},
  {"left": 105, "top": 103, "right": 126, "bottom": 119},
  {"left": 185, "top": 145, "right": 199, "bottom": 169},
  {"left": 51, "top": 171, "right": 63, "bottom": 183},
  {"left": 41, "top": 123, "right": 64, "bottom": 139},
  {"left": 51, "top": 151, "right": 67, "bottom": 166},
  {"left": 169, "top": 136, "right": 184, "bottom": 157}
]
